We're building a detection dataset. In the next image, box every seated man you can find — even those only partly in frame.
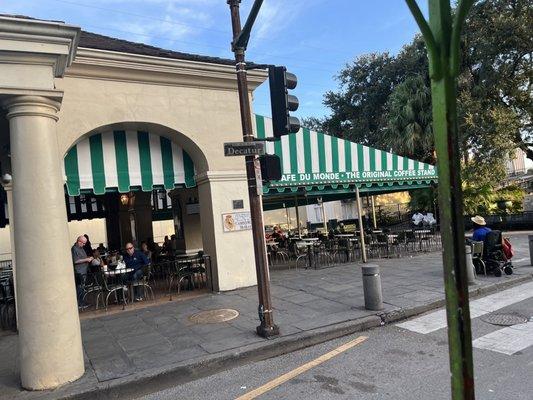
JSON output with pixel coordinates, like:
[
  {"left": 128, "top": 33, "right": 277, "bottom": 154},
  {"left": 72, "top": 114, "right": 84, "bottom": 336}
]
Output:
[
  {"left": 123, "top": 242, "right": 150, "bottom": 301},
  {"left": 471, "top": 215, "right": 491, "bottom": 242}
]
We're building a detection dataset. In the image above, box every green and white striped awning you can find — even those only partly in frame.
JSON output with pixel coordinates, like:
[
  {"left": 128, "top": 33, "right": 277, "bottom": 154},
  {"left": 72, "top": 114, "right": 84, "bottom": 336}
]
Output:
[
  {"left": 254, "top": 115, "right": 438, "bottom": 193},
  {"left": 64, "top": 130, "right": 195, "bottom": 196}
]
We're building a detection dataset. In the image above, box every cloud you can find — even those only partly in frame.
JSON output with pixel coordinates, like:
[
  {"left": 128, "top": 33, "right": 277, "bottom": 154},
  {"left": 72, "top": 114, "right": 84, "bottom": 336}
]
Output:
[
  {"left": 115, "top": 17, "right": 192, "bottom": 44},
  {"left": 254, "top": 0, "right": 303, "bottom": 40}
]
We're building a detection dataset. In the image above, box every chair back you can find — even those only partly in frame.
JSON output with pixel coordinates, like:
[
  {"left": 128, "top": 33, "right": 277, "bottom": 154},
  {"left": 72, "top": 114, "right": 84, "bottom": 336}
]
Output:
[
  {"left": 471, "top": 241, "right": 484, "bottom": 257},
  {"left": 484, "top": 230, "right": 502, "bottom": 255},
  {"left": 95, "top": 270, "right": 109, "bottom": 291},
  {"left": 142, "top": 264, "right": 152, "bottom": 279}
]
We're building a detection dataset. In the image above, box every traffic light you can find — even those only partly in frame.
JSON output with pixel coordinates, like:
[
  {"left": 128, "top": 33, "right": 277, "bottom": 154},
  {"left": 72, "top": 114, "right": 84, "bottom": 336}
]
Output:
[
  {"left": 259, "top": 154, "right": 282, "bottom": 181},
  {"left": 268, "top": 66, "right": 300, "bottom": 139}
]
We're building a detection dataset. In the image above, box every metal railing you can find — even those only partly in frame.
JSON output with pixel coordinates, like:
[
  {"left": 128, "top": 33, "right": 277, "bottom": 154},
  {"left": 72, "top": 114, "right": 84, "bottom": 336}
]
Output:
[
  {"left": 267, "top": 228, "right": 442, "bottom": 270},
  {"left": 0, "top": 266, "right": 16, "bottom": 331}
]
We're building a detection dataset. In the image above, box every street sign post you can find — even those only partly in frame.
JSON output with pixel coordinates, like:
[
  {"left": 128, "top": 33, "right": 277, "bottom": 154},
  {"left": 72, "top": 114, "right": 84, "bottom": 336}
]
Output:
[
  {"left": 224, "top": 141, "right": 265, "bottom": 156},
  {"left": 228, "top": 0, "right": 279, "bottom": 338}
]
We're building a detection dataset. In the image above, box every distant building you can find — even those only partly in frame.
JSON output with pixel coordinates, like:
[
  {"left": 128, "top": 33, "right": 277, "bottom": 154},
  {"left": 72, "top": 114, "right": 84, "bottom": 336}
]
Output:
[{"left": 506, "top": 148, "right": 527, "bottom": 176}]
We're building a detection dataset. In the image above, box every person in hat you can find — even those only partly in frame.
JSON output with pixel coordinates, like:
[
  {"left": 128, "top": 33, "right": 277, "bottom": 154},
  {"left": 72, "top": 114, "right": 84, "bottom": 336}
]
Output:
[{"left": 471, "top": 215, "right": 491, "bottom": 242}]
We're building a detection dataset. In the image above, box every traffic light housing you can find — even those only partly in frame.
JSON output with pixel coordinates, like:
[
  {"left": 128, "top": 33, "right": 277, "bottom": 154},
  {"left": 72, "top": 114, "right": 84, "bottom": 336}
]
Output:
[
  {"left": 259, "top": 154, "right": 282, "bottom": 181},
  {"left": 269, "top": 66, "right": 300, "bottom": 139}
]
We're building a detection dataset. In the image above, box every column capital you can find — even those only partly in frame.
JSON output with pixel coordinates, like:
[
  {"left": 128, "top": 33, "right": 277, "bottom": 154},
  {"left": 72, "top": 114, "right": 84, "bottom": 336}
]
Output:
[
  {"left": 196, "top": 170, "right": 247, "bottom": 186},
  {"left": 3, "top": 95, "right": 62, "bottom": 121},
  {"left": 1, "top": 181, "right": 13, "bottom": 192}
]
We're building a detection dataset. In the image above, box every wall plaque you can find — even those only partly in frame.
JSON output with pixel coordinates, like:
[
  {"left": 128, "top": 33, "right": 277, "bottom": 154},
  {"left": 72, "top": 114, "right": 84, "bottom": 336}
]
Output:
[
  {"left": 232, "top": 199, "right": 244, "bottom": 210},
  {"left": 222, "top": 212, "right": 252, "bottom": 232}
]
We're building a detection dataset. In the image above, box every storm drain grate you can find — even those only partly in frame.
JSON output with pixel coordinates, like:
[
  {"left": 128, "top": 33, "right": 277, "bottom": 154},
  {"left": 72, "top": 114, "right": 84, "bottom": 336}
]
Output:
[
  {"left": 480, "top": 312, "right": 528, "bottom": 327},
  {"left": 188, "top": 309, "right": 239, "bottom": 324}
]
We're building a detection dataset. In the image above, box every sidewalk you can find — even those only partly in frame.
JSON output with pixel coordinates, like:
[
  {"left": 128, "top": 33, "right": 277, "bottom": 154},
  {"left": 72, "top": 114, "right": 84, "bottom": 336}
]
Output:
[{"left": 1, "top": 233, "right": 532, "bottom": 400}]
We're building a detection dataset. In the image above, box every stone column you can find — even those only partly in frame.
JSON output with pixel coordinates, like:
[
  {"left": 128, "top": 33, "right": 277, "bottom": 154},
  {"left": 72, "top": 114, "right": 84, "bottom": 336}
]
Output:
[
  {"left": 5, "top": 95, "right": 84, "bottom": 390},
  {"left": 196, "top": 171, "right": 256, "bottom": 292}
]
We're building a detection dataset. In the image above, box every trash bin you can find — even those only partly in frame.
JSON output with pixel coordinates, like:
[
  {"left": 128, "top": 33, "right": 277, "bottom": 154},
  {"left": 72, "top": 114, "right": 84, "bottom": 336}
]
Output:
[{"left": 362, "top": 264, "right": 383, "bottom": 311}]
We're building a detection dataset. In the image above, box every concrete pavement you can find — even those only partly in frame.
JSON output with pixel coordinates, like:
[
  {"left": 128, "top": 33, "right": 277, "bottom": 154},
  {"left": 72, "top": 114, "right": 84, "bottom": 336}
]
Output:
[
  {"left": 144, "top": 290, "right": 533, "bottom": 400},
  {"left": 0, "top": 232, "right": 531, "bottom": 400}
]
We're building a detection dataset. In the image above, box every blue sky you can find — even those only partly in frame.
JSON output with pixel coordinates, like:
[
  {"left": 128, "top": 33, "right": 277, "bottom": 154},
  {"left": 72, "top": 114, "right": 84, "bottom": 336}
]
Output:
[{"left": 0, "top": 0, "right": 428, "bottom": 120}]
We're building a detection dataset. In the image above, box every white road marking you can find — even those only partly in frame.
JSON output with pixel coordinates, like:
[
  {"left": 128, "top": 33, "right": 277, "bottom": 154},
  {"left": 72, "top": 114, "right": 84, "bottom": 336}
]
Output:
[
  {"left": 396, "top": 281, "right": 533, "bottom": 334},
  {"left": 473, "top": 322, "right": 533, "bottom": 355}
]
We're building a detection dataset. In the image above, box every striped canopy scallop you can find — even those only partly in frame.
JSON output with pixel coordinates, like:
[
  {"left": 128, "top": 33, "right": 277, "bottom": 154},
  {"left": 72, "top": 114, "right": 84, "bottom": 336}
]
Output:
[
  {"left": 64, "top": 130, "right": 195, "bottom": 196},
  {"left": 254, "top": 115, "right": 437, "bottom": 193}
]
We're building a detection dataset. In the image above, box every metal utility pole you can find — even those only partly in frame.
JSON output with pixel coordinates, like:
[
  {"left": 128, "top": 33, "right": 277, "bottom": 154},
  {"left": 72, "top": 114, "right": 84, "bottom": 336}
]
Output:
[
  {"left": 405, "top": 0, "right": 475, "bottom": 399},
  {"left": 285, "top": 205, "right": 291, "bottom": 232},
  {"left": 294, "top": 195, "right": 301, "bottom": 238},
  {"left": 227, "top": 0, "right": 279, "bottom": 338},
  {"left": 371, "top": 195, "right": 377, "bottom": 229},
  {"left": 355, "top": 187, "right": 367, "bottom": 263}
]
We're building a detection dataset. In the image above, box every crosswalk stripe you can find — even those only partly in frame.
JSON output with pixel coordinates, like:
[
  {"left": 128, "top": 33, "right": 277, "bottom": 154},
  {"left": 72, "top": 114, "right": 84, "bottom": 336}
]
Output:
[
  {"left": 396, "top": 281, "right": 533, "bottom": 334},
  {"left": 473, "top": 322, "right": 533, "bottom": 355}
]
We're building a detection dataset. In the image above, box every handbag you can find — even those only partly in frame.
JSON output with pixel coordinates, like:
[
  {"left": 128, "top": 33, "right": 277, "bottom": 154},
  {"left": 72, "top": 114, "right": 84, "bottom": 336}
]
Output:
[{"left": 502, "top": 238, "right": 514, "bottom": 259}]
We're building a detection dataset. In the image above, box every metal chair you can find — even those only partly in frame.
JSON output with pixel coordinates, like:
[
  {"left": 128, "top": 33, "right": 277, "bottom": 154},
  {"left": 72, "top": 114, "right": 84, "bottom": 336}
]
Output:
[
  {"left": 81, "top": 268, "right": 103, "bottom": 309},
  {"left": 131, "top": 265, "right": 155, "bottom": 301},
  {"left": 95, "top": 270, "right": 128, "bottom": 311}
]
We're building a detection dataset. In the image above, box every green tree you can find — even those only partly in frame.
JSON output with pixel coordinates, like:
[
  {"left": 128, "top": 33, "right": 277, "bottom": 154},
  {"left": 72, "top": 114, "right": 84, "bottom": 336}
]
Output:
[
  {"left": 462, "top": 0, "right": 532, "bottom": 160},
  {"left": 384, "top": 75, "right": 434, "bottom": 163},
  {"left": 309, "top": 0, "right": 531, "bottom": 194}
]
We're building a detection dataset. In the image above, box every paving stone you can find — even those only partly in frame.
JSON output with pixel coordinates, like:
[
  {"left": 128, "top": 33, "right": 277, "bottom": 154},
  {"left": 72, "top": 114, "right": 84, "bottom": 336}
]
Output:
[
  {"left": 90, "top": 353, "right": 135, "bottom": 382},
  {"left": 117, "top": 332, "right": 171, "bottom": 353},
  {"left": 83, "top": 339, "right": 123, "bottom": 359}
]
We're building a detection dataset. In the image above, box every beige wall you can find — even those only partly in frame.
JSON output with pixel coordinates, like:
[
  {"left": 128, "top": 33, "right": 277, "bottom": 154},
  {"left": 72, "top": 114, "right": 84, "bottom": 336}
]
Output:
[
  {"left": 50, "top": 50, "right": 266, "bottom": 291},
  {"left": 152, "top": 220, "right": 175, "bottom": 244},
  {"left": 0, "top": 225, "right": 10, "bottom": 261}
]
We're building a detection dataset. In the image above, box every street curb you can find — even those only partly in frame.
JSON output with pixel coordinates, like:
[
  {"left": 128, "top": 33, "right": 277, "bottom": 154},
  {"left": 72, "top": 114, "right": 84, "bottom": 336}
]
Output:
[
  {"left": 51, "top": 316, "right": 382, "bottom": 400},
  {"left": 22, "top": 272, "right": 533, "bottom": 400}
]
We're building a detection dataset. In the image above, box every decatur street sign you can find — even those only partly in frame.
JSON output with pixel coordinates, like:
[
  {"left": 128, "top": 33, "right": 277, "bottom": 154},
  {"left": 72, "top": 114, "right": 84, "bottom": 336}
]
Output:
[{"left": 224, "top": 141, "right": 265, "bottom": 156}]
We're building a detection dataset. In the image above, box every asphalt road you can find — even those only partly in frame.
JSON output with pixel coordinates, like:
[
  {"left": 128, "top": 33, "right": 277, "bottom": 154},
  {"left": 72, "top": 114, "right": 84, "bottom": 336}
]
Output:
[{"left": 137, "top": 282, "right": 533, "bottom": 400}]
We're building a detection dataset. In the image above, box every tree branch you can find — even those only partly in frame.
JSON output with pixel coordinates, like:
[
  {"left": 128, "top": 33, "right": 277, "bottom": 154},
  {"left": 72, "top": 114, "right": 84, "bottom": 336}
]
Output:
[
  {"left": 450, "top": 0, "right": 475, "bottom": 77},
  {"left": 405, "top": 0, "right": 442, "bottom": 79}
]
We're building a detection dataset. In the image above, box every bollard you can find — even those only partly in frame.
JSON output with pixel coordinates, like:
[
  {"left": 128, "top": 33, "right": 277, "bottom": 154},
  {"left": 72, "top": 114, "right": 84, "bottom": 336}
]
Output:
[
  {"left": 529, "top": 235, "right": 533, "bottom": 266},
  {"left": 465, "top": 245, "right": 476, "bottom": 285},
  {"left": 362, "top": 264, "right": 383, "bottom": 311}
]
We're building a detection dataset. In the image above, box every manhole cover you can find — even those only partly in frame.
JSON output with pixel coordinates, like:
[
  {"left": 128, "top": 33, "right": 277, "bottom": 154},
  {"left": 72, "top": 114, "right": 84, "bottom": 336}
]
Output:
[
  {"left": 188, "top": 309, "right": 239, "bottom": 324},
  {"left": 480, "top": 313, "right": 528, "bottom": 326}
]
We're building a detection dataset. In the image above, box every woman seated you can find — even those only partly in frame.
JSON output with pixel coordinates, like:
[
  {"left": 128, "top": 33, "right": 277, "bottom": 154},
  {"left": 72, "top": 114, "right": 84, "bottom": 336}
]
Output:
[{"left": 141, "top": 241, "right": 153, "bottom": 263}]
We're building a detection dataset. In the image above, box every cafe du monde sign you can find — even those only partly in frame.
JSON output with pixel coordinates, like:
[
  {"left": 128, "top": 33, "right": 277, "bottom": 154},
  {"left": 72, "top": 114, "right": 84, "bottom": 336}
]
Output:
[{"left": 274, "top": 168, "right": 438, "bottom": 186}]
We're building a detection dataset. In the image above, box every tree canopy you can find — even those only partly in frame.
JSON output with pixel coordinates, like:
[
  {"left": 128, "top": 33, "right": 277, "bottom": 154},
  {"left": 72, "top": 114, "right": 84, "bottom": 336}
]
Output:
[{"left": 304, "top": 0, "right": 532, "bottom": 193}]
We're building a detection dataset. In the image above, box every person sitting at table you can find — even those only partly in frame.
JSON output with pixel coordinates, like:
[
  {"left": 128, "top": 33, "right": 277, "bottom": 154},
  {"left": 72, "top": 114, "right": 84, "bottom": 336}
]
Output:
[
  {"left": 83, "top": 234, "right": 93, "bottom": 257},
  {"left": 146, "top": 237, "right": 160, "bottom": 259},
  {"left": 123, "top": 242, "right": 150, "bottom": 301},
  {"left": 96, "top": 243, "right": 107, "bottom": 254},
  {"left": 90, "top": 249, "right": 105, "bottom": 270},
  {"left": 272, "top": 226, "right": 287, "bottom": 247},
  {"left": 161, "top": 236, "right": 171, "bottom": 253},
  {"left": 141, "top": 241, "right": 152, "bottom": 262},
  {"left": 87, "top": 249, "right": 105, "bottom": 286}
]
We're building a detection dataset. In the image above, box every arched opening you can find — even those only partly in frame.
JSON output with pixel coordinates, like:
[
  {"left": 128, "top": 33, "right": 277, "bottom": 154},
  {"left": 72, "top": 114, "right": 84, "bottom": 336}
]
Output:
[{"left": 63, "top": 123, "right": 212, "bottom": 309}]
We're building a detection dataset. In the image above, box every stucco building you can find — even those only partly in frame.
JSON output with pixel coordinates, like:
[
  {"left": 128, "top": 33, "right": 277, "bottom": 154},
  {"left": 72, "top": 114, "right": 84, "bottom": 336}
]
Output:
[{"left": 0, "top": 15, "right": 267, "bottom": 389}]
